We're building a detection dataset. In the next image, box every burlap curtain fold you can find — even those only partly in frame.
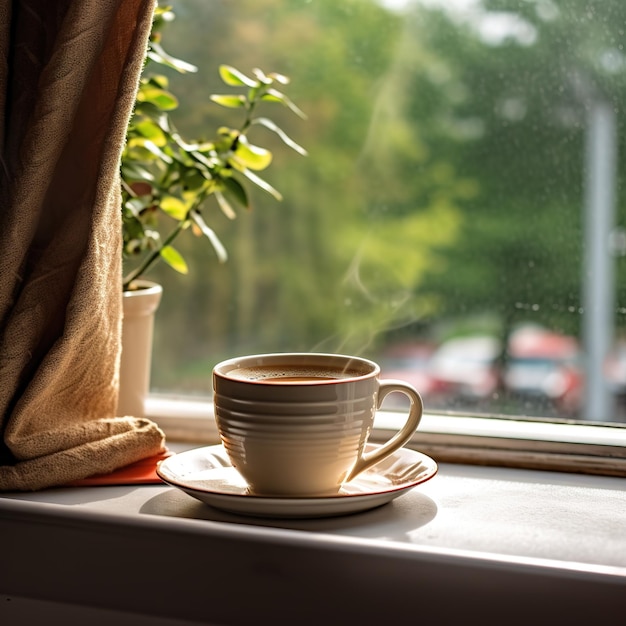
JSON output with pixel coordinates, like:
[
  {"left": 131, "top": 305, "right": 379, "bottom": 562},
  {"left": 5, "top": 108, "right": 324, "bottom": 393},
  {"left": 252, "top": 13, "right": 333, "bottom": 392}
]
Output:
[{"left": 0, "top": 0, "right": 165, "bottom": 491}]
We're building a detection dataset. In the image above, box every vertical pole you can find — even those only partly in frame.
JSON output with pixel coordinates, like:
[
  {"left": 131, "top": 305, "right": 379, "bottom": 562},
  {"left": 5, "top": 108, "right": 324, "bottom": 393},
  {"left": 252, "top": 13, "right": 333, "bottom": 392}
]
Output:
[{"left": 582, "top": 99, "right": 617, "bottom": 421}]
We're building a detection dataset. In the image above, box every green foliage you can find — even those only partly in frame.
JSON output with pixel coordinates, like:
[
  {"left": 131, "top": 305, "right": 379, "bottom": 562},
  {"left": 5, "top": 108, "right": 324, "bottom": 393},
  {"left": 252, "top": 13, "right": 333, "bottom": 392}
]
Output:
[
  {"left": 142, "top": 0, "right": 471, "bottom": 385},
  {"left": 141, "top": 0, "right": 626, "bottom": 399},
  {"left": 121, "top": 5, "right": 306, "bottom": 291},
  {"left": 415, "top": 0, "right": 626, "bottom": 337}
]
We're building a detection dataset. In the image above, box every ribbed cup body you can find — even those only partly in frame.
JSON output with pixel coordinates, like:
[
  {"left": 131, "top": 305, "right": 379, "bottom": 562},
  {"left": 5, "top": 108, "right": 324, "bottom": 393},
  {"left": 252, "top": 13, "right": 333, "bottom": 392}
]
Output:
[{"left": 213, "top": 354, "right": 379, "bottom": 496}]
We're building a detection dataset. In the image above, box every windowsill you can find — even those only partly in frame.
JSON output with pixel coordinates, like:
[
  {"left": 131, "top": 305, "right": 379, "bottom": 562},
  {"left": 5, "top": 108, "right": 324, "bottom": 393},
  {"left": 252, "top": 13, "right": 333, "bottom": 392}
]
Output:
[
  {"left": 1, "top": 443, "right": 625, "bottom": 623},
  {"left": 1, "top": 397, "right": 625, "bottom": 623}
]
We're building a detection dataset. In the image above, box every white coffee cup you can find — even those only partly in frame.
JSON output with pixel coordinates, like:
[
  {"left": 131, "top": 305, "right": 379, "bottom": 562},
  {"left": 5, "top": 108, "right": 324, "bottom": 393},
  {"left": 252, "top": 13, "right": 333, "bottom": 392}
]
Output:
[{"left": 212, "top": 352, "right": 423, "bottom": 497}]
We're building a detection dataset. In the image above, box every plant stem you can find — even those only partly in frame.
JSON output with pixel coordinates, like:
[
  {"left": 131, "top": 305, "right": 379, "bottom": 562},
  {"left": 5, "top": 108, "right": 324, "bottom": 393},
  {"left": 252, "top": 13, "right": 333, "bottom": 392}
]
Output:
[{"left": 122, "top": 216, "right": 189, "bottom": 291}]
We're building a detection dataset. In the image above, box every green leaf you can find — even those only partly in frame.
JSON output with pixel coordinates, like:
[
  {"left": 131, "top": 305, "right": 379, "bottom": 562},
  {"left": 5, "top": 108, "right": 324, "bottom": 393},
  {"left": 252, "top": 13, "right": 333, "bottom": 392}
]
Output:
[
  {"left": 137, "top": 86, "right": 179, "bottom": 111},
  {"left": 121, "top": 162, "right": 155, "bottom": 182},
  {"left": 251, "top": 68, "right": 272, "bottom": 85},
  {"left": 124, "top": 197, "right": 151, "bottom": 217},
  {"left": 190, "top": 210, "right": 228, "bottom": 262},
  {"left": 210, "top": 94, "right": 247, "bottom": 109},
  {"left": 154, "top": 111, "right": 172, "bottom": 134},
  {"left": 240, "top": 168, "right": 283, "bottom": 201},
  {"left": 213, "top": 191, "right": 236, "bottom": 219},
  {"left": 262, "top": 89, "right": 307, "bottom": 119},
  {"left": 153, "top": 6, "right": 174, "bottom": 21},
  {"left": 181, "top": 169, "right": 208, "bottom": 191},
  {"left": 190, "top": 150, "right": 217, "bottom": 171},
  {"left": 222, "top": 176, "right": 249, "bottom": 209},
  {"left": 147, "top": 42, "right": 198, "bottom": 74},
  {"left": 160, "top": 196, "right": 188, "bottom": 221},
  {"left": 232, "top": 136, "right": 273, "bottom": 171},
  {"left": 219, "top": 65, "right": 257, "bottom": 88},
  {"left": 214, "top": 191, "right": 237, "bottom": 220},
  {"left": 267, "top": 71, "right": 289, "bottom": 85},
  {"left": 123, "top": 142, "right": 161, "bottom": 162},
  {"left": 132, "top": 100, "right": 164, "bottom": 121},
  {"left": 252, "top": 117, "right": 308, "bottom": 156},
  {"left": 146, "top": 74, "right": 169, "bottom": 90},
  {"left": 135, "top": 120, "right": 167, "bottom": 145},
  {"left": 160, "top": 245, "right": 189, "bottom": 274},
  {"left": 173, "top": 134, "right": 203, "bottom": 152},
  {"left": 142, "top": 140, "right": 173, "bottom": 163}
]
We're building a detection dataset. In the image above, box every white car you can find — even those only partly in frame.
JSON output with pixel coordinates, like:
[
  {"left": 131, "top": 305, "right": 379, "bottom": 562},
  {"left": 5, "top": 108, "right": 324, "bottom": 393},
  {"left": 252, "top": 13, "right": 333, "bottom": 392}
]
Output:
[{"left": 429, "top": 335, "right": 502, "bottom": 401}]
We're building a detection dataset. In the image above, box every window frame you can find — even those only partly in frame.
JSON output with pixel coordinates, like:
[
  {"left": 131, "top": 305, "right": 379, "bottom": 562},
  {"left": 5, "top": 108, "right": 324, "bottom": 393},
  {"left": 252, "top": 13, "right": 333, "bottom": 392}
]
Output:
[{"left": 147, "top": 394, "right": 626, "bottom": 477}]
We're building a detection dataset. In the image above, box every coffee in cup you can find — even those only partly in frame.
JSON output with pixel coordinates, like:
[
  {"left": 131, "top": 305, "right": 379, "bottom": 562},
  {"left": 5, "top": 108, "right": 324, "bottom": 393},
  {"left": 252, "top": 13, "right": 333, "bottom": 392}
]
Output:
[{"left": 212, "top": 352, "right": 423, "bottom": 497}]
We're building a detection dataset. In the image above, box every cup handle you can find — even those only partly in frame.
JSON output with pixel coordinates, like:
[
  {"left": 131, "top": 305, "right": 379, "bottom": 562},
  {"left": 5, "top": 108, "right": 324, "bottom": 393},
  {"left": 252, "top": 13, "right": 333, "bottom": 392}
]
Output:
[{"left": 345, "top": 379, "right": 423, "bottom": 482}]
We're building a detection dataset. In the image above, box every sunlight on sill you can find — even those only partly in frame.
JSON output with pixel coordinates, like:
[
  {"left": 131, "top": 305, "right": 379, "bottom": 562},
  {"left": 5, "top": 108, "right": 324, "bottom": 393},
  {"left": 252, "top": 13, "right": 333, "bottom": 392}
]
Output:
[{"left": 146, "top": 394, "right": 626, "bottom": 477}]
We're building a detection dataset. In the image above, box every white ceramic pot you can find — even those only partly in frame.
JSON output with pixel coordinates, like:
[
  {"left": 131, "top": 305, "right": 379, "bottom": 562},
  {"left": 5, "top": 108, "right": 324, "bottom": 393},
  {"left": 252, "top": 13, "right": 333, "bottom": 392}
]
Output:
[{"left": 117, "top": 280, "right": 163, "bottom": 417}]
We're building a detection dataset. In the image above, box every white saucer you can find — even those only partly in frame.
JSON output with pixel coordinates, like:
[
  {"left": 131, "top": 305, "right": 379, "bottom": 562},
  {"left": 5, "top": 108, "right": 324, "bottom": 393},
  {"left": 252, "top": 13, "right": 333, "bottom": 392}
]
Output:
[{"left": 156, "top": 443, "right": 437, "bottom": 519}]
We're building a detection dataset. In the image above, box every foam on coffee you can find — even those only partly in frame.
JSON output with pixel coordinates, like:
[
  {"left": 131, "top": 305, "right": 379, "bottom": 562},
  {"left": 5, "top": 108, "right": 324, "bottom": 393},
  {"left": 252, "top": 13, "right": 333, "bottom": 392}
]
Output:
[{"left": 227, "top": 364, "right": 366, "bottom": 383}]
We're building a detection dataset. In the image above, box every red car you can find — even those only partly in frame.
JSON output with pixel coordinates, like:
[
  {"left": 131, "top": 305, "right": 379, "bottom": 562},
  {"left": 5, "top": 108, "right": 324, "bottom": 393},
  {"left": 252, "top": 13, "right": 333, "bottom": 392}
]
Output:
[{"left": 503, "top": 325, "right": 583, "bottom": 415}]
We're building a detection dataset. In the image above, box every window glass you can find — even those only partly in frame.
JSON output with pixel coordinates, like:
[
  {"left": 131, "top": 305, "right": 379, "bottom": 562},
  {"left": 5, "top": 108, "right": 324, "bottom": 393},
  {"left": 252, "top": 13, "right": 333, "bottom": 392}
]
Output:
[{"left": 139, "top": 0, "right": 626, "bottom": 425}]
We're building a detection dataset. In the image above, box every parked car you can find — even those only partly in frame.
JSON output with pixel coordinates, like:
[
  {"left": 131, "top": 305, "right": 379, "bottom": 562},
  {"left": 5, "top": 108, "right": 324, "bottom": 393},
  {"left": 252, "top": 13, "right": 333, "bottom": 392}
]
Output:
[
  {"left": 378, "top": 341, "right": 437, "bottom": 406},
  {"left": 503, "top": 325, "right": 583, "bottom": 415},
  {"left": 428, "top": 335, "right": 503, "bottom": 405}
]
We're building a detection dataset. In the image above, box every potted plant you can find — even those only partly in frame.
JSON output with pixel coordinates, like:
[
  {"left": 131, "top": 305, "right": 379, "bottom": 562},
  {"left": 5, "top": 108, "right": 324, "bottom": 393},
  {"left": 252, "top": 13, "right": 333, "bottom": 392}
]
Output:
[{"left": 118, "top": 5, "right": 306, "bottom": 416}]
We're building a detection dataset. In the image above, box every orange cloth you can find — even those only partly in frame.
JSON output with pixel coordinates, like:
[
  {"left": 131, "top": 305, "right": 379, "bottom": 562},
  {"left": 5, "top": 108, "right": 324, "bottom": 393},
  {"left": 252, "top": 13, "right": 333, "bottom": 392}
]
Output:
[{"left": 69, "top": 449, "right": 173, "bottom": 487}]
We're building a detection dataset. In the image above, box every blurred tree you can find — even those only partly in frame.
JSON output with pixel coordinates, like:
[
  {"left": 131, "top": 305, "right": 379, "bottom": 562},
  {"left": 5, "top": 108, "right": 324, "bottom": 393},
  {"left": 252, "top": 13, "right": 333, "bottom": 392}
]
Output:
[
  {"left": 417, "top": 0, "right": 626, "bottom": 342},
  {"left": 148, "top": 0, "right": 469, "bottom": 389}
]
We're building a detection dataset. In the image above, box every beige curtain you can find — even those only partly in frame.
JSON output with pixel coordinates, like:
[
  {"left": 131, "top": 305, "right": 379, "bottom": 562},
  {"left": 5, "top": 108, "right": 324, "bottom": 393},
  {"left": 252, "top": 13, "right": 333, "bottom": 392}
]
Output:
[{"left": 0, "top": 0, "right": 165, "bottom": 491}]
